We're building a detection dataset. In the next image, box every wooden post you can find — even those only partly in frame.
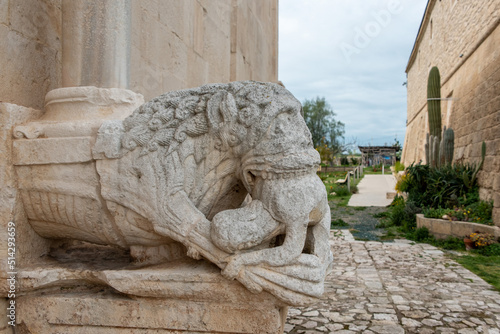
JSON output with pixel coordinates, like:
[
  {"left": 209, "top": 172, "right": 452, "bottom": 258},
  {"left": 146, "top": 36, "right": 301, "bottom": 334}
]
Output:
[{"left": 347, "top": 172, "right": 351, "bottom": 193}]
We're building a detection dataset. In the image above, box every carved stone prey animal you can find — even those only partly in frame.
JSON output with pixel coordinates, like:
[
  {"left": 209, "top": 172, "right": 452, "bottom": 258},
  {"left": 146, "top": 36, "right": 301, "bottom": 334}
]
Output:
[{"left": 33, "top": 81, "right": 334, "bottom": 305}]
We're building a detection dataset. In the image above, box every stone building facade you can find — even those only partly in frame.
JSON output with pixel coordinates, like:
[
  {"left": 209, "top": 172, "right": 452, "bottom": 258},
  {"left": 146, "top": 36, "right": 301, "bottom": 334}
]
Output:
[
  {"left": 402, "top": 0, "right": 500, "bottom": 226},
  {"left": 0, "top": 0, "right": 278, "bottom": 110}
]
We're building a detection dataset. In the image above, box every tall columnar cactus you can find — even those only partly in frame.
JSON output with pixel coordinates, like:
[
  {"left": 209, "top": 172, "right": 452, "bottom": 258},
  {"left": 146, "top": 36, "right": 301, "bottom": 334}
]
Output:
[
  {"left": 427, "top": 66, "right": 442, "bottom": 141},
  {"left": 425, "top": 133, "right": 430, "bottom": 165},
  {"left": 426, "top": 134, "right": 439, "bottom": 167},
  {"left": 439, "top": 126, "right": 446, "bottom": 166},
  {"left": 424, "top": 66, "right": 455, "bottom": 167},
  {"left": 432, "top": 135, "right": 439, "bottom": 167},
  {"left": 443, "top": 127, "right": 454, "bottom": 165}
]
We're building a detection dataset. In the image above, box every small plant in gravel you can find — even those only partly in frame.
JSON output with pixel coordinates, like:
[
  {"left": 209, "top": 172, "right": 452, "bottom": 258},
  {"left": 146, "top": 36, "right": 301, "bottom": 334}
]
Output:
[
  {"left": 331, "top": 218, "right": 349, "bottom": 228},
  {"left": 373, "top": 211, "right": 390, "bottom": 218}
]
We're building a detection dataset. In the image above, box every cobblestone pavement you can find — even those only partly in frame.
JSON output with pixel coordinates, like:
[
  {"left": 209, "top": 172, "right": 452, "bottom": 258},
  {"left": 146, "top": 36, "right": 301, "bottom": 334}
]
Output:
[{"left": 285, "top": 230, "right": 500, "bottom": 334}]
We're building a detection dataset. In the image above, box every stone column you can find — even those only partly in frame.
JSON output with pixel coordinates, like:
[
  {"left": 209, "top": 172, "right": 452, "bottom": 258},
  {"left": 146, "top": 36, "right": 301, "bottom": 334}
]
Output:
[{"left": 62, "top": 0, "right": 131, "bottom": 89}]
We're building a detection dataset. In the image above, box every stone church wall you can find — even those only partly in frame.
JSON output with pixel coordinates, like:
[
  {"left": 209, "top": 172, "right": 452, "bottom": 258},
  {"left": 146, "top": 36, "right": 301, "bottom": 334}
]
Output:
[
  {"left": 403, "top": 0, "right": 500, "bottom": 226},
  {"left": 0, "top": 0, "right": 63, "bottom": 110},
  {"left": 129, "top": 0, "right": 278, "bottom": 101}
]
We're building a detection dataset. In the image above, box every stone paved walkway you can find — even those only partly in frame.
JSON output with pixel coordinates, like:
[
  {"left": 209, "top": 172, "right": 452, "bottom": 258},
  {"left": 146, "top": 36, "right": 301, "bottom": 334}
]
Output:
[{"left": 285, "top": 230, "right": 500, "bottom": 334}]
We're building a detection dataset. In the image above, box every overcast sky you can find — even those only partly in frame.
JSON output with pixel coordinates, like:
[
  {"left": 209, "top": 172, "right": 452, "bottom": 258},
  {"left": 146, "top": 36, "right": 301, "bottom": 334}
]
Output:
[{"left": 278, "top": 0, "right": 428, "bottom": 149}]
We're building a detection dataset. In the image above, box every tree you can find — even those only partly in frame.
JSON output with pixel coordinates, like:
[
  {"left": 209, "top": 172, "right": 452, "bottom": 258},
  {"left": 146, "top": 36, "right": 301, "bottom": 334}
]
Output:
[
  {"left": 393, "top": 135, "right": 402, "bottom": 160},
  {"left": 302, "top": 97, "right": 345, "bottom": 162},
  {"left": 316, "top": 137, "right": 332, "bottom": 164}
]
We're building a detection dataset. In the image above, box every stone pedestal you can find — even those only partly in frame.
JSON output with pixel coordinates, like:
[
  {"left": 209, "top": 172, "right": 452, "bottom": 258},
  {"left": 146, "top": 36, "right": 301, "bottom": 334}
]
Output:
[{"left": 16, "top": 259, "right": 287, "bottom": 333}]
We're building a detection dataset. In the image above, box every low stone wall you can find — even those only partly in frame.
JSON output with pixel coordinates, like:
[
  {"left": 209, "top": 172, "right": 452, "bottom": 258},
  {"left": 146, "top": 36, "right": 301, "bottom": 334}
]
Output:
[
  {"left": 416, "top": 214, "right": 500, "bottom": 240},
  {"left": 319, "top": 166, "right": 355, "bottom": 173}
]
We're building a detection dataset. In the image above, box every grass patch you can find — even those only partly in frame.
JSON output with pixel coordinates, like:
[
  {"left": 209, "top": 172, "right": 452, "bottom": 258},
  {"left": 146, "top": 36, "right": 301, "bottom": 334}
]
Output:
[
  {"left": 454, "top": 255, "right": 500, "bottom": 292},
  {"left": 379, "top": 226, "right": 403, "bottom": 240},
  {"left": 320, "top": 172, "right": 364, "bottom": 207},
  {"left": 334, "top": 195, "right": 351, "bottom": 207},
  {"left": 353, "top": 206, "right": 367, "bottom": 211},
  {"left": 363, "top": 166, "right": 389, "bottom": 175},
  {"left": 373, "top": 211, "right": 390, "bottom": 218},
  {"left": 331, "top": 218, "right": 349, "bottom": 228},
  {"left": 405, "top": 227, "right": 465, "bottom": 251}
]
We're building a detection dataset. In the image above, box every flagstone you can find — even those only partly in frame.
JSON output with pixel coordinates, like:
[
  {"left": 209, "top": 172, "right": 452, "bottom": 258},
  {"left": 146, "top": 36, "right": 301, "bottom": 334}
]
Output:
[{"left": 285, "top": 230, "right": 500, "bottom": 333}]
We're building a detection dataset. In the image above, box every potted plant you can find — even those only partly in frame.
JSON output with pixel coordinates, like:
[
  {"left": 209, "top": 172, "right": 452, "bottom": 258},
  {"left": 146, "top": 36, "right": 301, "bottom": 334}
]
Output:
[
  {"left": 467, "top": 232, "right": 495, "bottom": 250},
  {"left": 463, "top": 235, "right": 476, "bottom": 251}
]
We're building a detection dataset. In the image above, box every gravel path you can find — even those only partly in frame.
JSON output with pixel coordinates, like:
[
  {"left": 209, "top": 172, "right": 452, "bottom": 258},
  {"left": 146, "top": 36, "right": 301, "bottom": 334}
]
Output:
[{"left": 330, "top": 205, "right": 388, "bottom": 241}]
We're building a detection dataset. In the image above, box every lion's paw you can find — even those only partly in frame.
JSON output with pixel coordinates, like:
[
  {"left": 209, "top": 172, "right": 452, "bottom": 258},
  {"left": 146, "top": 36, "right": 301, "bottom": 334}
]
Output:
[{"left": 222, "top": 256, "right": 243, "bottom": 280}]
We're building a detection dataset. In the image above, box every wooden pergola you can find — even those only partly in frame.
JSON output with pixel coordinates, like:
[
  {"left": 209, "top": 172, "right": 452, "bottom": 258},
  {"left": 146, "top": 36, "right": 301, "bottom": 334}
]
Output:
[{"left": 358, "top": 146, "right": 400, "bottom": 166}]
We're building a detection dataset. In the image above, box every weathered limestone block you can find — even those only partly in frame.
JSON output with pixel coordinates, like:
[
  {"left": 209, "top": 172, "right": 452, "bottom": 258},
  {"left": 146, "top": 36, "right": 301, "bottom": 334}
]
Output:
[
  {"left": 17, "top": 291, "right": 286, "bottom": 333},
  {"left": 11, "top": 82, "right": 332, "bottom": 332}
]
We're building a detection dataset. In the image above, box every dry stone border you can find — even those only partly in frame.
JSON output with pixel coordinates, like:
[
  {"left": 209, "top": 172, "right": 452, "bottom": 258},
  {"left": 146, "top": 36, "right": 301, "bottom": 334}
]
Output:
[{"left": 285, "top": 230, "right": 500, "bottom": 333}]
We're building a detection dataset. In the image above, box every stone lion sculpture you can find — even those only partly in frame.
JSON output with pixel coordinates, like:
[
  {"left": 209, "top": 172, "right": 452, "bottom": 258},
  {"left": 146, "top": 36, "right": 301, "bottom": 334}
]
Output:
[{"left": 22, "top": 81, "right": 333, "bottom": 305}]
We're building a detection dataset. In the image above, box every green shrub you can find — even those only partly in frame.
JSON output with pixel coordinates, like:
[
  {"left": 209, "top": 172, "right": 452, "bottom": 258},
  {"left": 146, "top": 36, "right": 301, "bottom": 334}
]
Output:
[
  {"left": 423, "top": 207, "right": 450, "bottom": 219},
  {"left": 401, "top": 163, "right": 430, "bottom": 206},
  {"left": 423, "top": 201, "right": 493, "bottom": 225},
  {"left": 403, "top": 163, "right": 479, "bottom": 209},
  {"left": 426, "top": 164, "right": 477, "bottom": 208},
  {"left": 390, "top": 201, "right": 406, "bottom": 226},
  {"left": 387, "top": 196, "right": 419, "bottom": 230},
  {"left": 406, "top": 228, "right": 466, "bottom": 251},
  {"left": 334, "top": 184, "right": 351, "bottom": 197},
  {"left": 402, "top": 219, "right": 416, "bottom": 232},
  {"left": 414, "top": 226, "right": 430, "bottom": 241},
  {"left": 395, "top": 161, "right": 405, "bottom": 172},
  {"left": 440, "top": 236, "right": 466, "bottom": 251},
  {"left": 466, "top": 200, "right": 493, "bottom": 225},
  {"left": 406, "top": 227, "right": 432, "bottom": 242},
  {"left": 475, "top": 243, "right": 500, "bottom": 256}
]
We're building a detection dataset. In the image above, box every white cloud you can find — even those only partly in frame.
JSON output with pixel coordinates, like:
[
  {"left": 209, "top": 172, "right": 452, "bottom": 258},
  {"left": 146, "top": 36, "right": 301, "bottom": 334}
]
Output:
[{"left": 279, "top": 0, "right": 428, "bottom": 147}]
